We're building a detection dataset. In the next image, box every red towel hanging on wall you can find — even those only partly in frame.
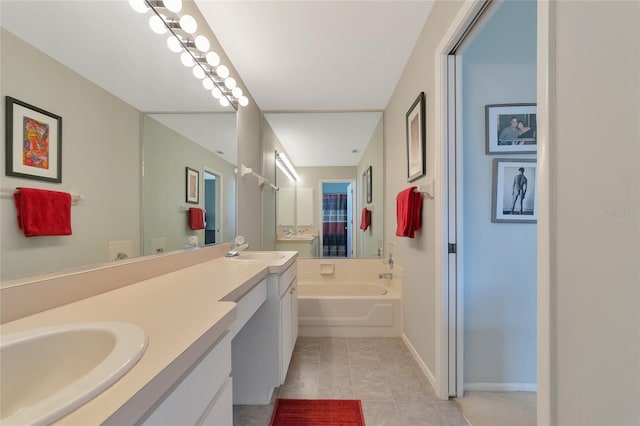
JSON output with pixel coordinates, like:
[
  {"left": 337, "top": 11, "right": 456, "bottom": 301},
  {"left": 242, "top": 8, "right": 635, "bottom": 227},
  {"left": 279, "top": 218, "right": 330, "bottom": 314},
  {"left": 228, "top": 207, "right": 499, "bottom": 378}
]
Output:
[
  {"left": 359, "top": 208, "right": 371, "bottom": 231},
  {"left": 395, "top": 186, "right": 422, "bottom": 238},
  {"left": 13, "top": 187, "right": 72, "bottom": 237},
  {"left": 189, "top": 207, "right": 205, "bottom": 230}
]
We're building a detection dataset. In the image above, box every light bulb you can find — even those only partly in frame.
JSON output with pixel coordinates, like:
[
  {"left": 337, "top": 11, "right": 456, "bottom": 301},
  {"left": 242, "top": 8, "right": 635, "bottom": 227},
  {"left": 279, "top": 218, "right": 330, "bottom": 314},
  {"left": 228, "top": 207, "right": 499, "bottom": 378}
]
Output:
[
  {"left": 232, "top": 87, "right": 243, "bottom": 98},
  {"left": 202, "top": 79, "right": 215, "bottom": 90},
  {"left": 166, "top": 35, "right": 182, "bottom": 53},
  {"left": 216, "top": 65, "right": 229, "bottom": 79},
  {"left": 163, "top": 0, "right": 182, "bottom": 13},
  {"left": 192, "top": 66, "right": 205, "bottom": 79},
  {"left": 224, "top": 77, "right": 236, "bottom": 89},
  {"left": 206, "top": 52, "right": 220, "bottom": 67},
  {"left": 219, "top": 97, "right": 230, "bottom": 107},
  {"left": 239, "top": 96, "right": 249, "bottom": 107},
  {"left": 149, "top": 15, "right": 167, "bottom": 35},
  {"left": 129, "top": 0, "right": 149, "bottom": 13},
  {"left": 180, "top": 52, "right": 195, "bottom": 67},
  {"left": 195, "top": 35, "right": 210, "bottom": 52},
  {"left": 179, "top": 15, "right": 197, "bottom": 34},
  {"left": 211, "top": 87, "right": 223, "bottom": 99}
]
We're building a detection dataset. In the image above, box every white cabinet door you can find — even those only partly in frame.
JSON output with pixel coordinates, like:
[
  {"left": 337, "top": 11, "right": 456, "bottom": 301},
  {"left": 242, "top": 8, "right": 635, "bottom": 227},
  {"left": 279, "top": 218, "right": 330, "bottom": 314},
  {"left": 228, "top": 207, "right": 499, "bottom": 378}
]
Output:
[
  {"left": 277, "top": 188, "right": 295, "bottom": 226},
  {"left": 291, "top": 280, "right": 299, "bottom": 347},
  {"left": 279, "top": 286, "right": 293, "bottom": 384},
  {"left": 296, "top": 187, "right": 314, "bottom": 226}
]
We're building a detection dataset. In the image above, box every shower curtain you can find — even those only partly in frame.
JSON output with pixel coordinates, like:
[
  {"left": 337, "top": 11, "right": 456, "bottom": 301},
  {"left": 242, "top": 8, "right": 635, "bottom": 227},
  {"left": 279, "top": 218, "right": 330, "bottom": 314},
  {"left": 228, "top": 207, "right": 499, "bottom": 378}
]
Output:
[{"left": 322, "top": 193, "right": 348, "bottom": 257}]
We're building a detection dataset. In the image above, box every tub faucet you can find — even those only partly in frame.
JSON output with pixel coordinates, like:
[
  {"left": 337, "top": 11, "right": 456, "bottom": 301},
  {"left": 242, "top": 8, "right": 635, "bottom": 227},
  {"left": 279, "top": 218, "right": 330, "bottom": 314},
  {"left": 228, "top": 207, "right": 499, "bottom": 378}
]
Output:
[{"left": 378, "top": 272, "right": 393, "bottom": 279}]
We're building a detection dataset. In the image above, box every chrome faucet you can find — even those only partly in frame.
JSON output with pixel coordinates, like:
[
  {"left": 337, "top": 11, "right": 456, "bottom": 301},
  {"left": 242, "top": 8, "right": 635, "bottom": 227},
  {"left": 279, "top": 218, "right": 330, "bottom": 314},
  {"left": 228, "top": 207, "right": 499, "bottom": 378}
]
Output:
[
  {"left": 114, "top": 252, "right": 128, "bottom": 261},
  {"left": 378, "top": 272, "right": 393, "bottom": 279},
  {"left": 226, "top": 235, "right": 249, "bottom": 257},
  {"left": 383, "top": 253, "right": 394, "bottom": 269}
]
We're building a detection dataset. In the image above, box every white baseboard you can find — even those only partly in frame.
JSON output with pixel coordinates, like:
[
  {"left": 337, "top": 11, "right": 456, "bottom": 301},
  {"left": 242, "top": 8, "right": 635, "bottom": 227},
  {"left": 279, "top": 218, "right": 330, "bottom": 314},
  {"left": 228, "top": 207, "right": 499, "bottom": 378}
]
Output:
[
  {"left": 464, "top": 382, "right": 538, "bottom": 392},
  {"left": 401, "top": 333, "right": 437, "bottom": 388}
]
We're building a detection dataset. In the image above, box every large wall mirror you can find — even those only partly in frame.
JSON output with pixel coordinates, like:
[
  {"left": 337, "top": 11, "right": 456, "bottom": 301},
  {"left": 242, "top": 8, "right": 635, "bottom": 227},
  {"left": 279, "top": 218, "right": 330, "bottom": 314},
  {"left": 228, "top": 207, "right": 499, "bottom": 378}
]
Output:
[
  {"left": 264, "top": 112, "right": 383, "bottom": 258},
  {"left": 0, "top": 1, "right": 237, "bottom": 282}
]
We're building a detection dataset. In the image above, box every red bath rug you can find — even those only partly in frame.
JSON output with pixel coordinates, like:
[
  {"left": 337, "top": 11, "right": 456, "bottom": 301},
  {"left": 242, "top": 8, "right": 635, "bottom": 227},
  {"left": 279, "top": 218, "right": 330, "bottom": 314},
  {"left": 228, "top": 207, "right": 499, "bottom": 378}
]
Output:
[{"left": 269, "top": 399, "right": 365, "bottom": 426}]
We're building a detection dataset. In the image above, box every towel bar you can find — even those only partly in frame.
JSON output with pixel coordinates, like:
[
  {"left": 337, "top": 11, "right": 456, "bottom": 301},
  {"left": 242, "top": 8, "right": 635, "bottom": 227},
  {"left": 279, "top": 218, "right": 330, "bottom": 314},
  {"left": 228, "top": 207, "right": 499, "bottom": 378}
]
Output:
[{"left": 1, "top": 188, "right": 84, "bottom": 204}]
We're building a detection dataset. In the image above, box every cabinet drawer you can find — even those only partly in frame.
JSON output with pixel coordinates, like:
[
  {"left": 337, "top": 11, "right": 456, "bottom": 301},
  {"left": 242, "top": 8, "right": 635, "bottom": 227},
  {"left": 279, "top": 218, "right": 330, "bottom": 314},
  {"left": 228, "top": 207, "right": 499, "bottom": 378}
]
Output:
[
  {"left": 228, "top": 279, "right": 267, "bottom": 338},
  {"left": 198, "top": 378, "right": 233, "bottom": 426},
  {"left": 278, "top": 263, "right": 297, "bottom": 297},
  {"left": 142, "top": 335, "right": 231, "bottom": 425}
]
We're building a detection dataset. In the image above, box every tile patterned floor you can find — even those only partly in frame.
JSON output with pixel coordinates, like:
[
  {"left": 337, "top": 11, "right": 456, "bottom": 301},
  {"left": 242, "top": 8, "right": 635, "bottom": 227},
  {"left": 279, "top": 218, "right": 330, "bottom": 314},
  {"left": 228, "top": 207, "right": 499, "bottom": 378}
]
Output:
[{"left": 233, "top": 337, "right": 470, "bottom": 426}]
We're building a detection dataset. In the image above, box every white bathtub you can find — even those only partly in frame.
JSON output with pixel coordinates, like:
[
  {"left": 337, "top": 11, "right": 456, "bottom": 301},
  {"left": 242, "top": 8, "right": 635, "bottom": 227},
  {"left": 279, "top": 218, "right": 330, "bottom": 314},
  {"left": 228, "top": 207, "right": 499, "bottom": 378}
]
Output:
[{"left": 297, "top": 282, "right": 401, "bottom": 337}]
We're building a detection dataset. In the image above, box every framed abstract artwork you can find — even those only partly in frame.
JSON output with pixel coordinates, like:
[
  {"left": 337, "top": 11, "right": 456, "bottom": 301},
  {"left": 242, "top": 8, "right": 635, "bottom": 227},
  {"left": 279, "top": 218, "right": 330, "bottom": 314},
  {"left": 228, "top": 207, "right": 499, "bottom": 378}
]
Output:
[{"left": 5, "top": 96, "right": 62, "bottom": 183}]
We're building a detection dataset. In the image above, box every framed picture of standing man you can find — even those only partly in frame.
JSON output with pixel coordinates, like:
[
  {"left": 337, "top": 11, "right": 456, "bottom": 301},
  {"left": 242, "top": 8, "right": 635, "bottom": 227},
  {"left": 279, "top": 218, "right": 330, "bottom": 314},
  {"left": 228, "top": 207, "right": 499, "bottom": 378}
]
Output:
[
  {"left": 491, "top": 159, "right": 537, "bottom": 223},
  {"left": 485, "top": 103, "right": 537, "bottom": 154}
]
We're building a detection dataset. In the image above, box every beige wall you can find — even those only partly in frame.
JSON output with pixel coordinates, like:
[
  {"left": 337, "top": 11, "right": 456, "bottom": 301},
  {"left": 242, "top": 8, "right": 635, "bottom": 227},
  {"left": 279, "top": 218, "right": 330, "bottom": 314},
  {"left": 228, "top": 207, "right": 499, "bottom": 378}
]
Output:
[
  {"left": 384, "top": 0, "right": 464, "bottom": 377},
  {"left": 0, "top": 29, "right": 141, "bottom": 281},
  {"left": 261, "top": 117, "right": 289, "bottom": 250},
  {"left": 357, "top": 116, "right": 384, "bottom": 257},
  {"left": 142, "top": 116, "right": 236, "bottom": 253},
  {"left": 297, "top": 166, "right": 358, "bottom": 232},
  {"left": 548, "top": 1, "right": 640, "bottom": 424},
  {"left": 236, "top": 100, "right": 264, "bottom": 250}
]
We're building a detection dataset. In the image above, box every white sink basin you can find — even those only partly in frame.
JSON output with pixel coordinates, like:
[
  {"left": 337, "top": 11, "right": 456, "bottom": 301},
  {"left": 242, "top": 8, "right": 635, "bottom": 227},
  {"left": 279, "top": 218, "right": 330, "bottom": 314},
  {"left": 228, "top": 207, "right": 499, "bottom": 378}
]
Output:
[
  {"left": 1, "top": 322, "right": 147, "bottom": 425},
  {"left": 226, "top": 251, "right": 285, "bottom": 261}
]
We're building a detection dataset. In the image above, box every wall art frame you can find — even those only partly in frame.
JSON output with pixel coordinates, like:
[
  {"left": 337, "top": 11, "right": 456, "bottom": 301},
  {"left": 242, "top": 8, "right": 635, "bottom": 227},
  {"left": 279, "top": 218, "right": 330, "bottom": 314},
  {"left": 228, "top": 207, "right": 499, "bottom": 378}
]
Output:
[
  {"left": 485, "top": 103, "right": 537, "bottom": 154},
  {"left": 406, "top": 92, "right": 426, "bottom": 182},
  {"left": 5, "top": 96, "right": 62, "bottom": 183}
]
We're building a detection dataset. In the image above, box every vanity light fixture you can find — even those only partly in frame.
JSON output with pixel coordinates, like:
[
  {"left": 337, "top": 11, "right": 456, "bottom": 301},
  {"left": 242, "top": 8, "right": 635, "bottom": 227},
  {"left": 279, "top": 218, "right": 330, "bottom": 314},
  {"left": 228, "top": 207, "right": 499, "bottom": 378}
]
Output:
[
  {"left": 129, "top": 0, "right": 249, "bottom": 108},
  {"left": 275, "top": 151, "right": 300, "bottom": 182}
]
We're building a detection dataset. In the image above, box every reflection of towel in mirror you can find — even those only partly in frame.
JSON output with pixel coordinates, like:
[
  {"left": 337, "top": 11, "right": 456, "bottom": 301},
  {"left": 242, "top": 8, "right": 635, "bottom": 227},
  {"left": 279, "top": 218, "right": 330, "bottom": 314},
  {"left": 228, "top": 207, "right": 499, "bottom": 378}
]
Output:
[
  {"left": 395, "top": 187, "right": 422, "bottom": 238},
  {"left": 14, "top": 187, "right": 72, "bottom": 237},
  {"left": 189, "top": 207, "right": 205, "bottom": 230},
  {"left": 359, "top": 208, "right": 371, "bottom": 231}
]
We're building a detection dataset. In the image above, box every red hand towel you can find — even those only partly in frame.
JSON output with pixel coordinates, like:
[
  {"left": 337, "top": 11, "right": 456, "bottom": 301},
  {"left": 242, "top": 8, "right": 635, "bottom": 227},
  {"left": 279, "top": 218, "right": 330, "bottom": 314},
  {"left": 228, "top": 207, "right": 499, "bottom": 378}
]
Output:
[
  {"left": 360, "top": 208, "right": 371, "bottom": 231},
  {"left": 395, "top": 187, "right": 422, "bottom": 238},
  {"left": 189, "top": 207, "right": 205, "bottom": 230},
  {"left": 13, "top": 187, "right": 72, "bottom": 237}
]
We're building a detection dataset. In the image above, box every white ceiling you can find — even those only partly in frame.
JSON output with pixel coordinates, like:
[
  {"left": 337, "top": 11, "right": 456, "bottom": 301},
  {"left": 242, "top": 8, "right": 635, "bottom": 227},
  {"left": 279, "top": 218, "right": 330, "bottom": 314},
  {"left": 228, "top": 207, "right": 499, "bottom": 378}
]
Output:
[
  {"left": 149, "top": 113, "right": 238, "bottom": 164},
  {"left": 195, "top": 1, "right": 434, "bottom": 111},
  {"left": 0, "top": 1, "right": 229, "bottom": 113},
  {"left": 195, "top": 1, "right": 434, "bottom": 166},
  {"left": 264, "top": 112, "right": 382, "bottom": 167},
  {"left": 1, "top": 1, "right": 435, "bottom": 167}
]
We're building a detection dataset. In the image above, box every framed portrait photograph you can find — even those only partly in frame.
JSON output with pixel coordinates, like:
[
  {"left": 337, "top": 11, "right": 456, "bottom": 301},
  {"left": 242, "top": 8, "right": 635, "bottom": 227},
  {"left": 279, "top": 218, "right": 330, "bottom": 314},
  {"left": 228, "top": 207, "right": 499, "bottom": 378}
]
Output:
[
  {"left": 491, "top": 159, "right": 537, "bottom": 223},
  {"left": 406, "top": 92, "right": 426, "bottom": 182},
  {"left": 485, "top": 103, "right": 537, "bottom": 154},
  {"left": 5, "top": 96, "right": 62, "bottom": 183},
  {"left": 185, "top": 167, "right": 199, "bottom": 204}
]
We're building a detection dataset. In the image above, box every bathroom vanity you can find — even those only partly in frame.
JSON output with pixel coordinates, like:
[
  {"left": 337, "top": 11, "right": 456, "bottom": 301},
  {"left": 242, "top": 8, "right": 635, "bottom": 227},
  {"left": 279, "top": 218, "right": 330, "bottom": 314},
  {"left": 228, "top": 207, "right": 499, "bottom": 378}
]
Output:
[
  {"left": 0, "top": 248, "right": 298, "bottom": 425},
  {"left": 275, "top": 231, "right": 319, "bottom": 257}
]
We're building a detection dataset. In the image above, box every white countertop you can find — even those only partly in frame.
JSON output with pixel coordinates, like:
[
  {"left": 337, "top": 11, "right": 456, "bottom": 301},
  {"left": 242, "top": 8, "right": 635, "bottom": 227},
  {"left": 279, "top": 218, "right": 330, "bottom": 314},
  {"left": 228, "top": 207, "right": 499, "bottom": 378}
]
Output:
[
  {"left": 0, "top": 251, "right": 297, "bottom": 425},
  {"left": 276, "top": 235, "right": 318, "bottom": 243}
]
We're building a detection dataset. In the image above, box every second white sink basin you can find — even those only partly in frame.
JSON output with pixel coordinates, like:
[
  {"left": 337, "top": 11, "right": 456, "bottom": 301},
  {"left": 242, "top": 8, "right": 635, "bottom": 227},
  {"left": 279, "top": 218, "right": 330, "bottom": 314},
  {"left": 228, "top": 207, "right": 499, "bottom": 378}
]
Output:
[
  {"left": 1, "top": 322, "right": 147, "bottom": 425},
  {"left": 226, "top": 251, "right": 285, "bottom": 261}
]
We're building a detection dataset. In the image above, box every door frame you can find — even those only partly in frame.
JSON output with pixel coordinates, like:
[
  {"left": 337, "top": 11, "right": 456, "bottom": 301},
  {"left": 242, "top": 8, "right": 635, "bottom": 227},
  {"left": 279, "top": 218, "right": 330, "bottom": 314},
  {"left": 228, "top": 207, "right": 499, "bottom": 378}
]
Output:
[
  {"left": 203, "top": 167, "right": 223, "bottom": 244},
  {"left": 434, "top": 0, "right": 490, "bottom": 400},
  {"left": 435, "top": 1, "right": 551, "bottom": 423},
  {"left": 318, "top": 179, "right": 356, "bottom": 257}
]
